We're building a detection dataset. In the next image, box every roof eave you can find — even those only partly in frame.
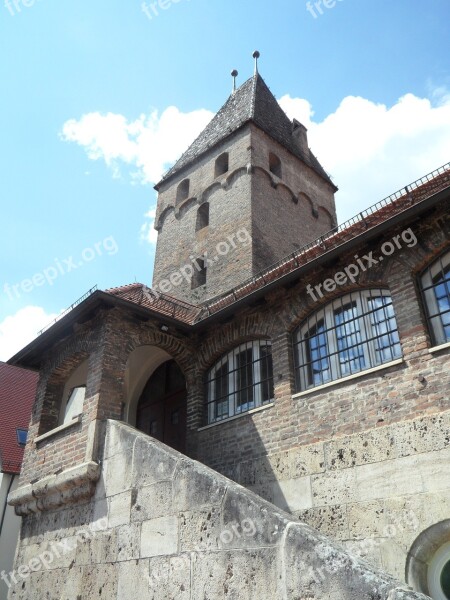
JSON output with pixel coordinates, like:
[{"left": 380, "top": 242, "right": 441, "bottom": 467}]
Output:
[{"left": 8, "top": 290, "right": 194, "bottom": 370}]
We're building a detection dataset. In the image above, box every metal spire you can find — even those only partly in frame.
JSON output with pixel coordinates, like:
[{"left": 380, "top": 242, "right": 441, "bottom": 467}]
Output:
[
  {"left": 253, "top": 50, "right": 260, "bottom": 75},
  {"left": 231, "top": 69, "right": 238, "bottom": 93}
]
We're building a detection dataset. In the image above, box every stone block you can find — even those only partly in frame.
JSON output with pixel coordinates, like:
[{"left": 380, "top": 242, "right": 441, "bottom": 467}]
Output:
[
  {"left": 297, "top": 504, "right": 349, "bottom": 540},
  {"left": 131, "top": 480, "right": 173, "bottom": 523},
  {"left": 312, "top": 468, "right": 358, "bottom": 506},
  {"left": 147, "top": 554, "right": 191, "bottom": 600},
  {"left": 179, "top": 506, "right": 221, "bottom": 552},
  {"left": 191, "top": 548, "right": 282, "bottom": 599},
  {"left": 221, "top": 487, "right": 288, "bottom": 548},
  {"left": 289, "top": 442, "right": 326, "bottom": 477},
  {"left": 140, "top": 516, "right": 179, "bottom": 558},
  {"left": 117, "top": 523, "right": 141, "bottom": 561},
  {"left": 82, "top": 563, "right": 118, "bottom": 598},
  {"left": 131, "top": 436, "right": 179, "bottom": 489},
  {"left": 173, "top": 459, "right": 228, "bottom": 512},
  {"left": 117, "top": 558, "right": 151, "bottom": 597},
  {"left": 272, "top": 476, "right": 313, "bottom": 512},
  {"left": 108, "top": 490, "right": 132, "bottom": 528},
  {"left": 103, "top": 452, "right": 133, "bottom": 497}
]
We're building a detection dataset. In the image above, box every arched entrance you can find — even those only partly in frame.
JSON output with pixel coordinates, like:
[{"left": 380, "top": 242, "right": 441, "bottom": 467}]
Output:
[{"left": 136, "top": 359, "right": 187, "bottom": 453}]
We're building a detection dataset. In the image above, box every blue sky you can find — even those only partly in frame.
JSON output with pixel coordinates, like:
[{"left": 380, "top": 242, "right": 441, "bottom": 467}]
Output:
[{"left": 1, "top": 0, "right": 449, "bottom": 360}]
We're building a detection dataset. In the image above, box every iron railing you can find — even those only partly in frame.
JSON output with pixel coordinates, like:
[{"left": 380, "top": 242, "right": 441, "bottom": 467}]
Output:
[{"left": 200, "top": 162, "right": 450, "bottom": 319}]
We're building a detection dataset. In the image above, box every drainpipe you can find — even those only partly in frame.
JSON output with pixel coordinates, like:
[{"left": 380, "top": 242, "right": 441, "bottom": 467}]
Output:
[{"left": 0, "top": 474, "right": 15, "bottom": 539}]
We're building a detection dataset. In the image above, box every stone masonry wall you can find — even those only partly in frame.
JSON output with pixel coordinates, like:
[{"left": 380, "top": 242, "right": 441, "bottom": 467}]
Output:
[{"left": 8, "top": 420, "right": 430, "bottom": 600}]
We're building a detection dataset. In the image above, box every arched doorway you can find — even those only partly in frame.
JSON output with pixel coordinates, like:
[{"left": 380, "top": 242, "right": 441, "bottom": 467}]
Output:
[{"left": 136, "top": 359, "right": 187, "bottom": 453}]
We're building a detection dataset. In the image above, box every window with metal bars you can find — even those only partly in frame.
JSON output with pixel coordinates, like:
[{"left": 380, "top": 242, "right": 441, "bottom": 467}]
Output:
[
  {"left": 205, "top": 340, "right": 274, "bottom": 424},
  {"left": 293, "top": 290, "right": 402, "bottom": 391},
  {"left": 420, "top": 249, "right": 450, "bottom": 347}
]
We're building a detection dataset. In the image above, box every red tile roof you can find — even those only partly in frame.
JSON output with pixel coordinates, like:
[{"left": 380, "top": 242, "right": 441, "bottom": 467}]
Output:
[{"left": 0, "top": 363, "right": 38, "bottom": 474}]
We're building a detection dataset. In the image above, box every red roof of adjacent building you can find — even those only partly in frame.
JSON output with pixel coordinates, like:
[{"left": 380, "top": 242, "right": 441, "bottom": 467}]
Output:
[{"left": 0, "top": 362, "right": 38, "bottom": 474}]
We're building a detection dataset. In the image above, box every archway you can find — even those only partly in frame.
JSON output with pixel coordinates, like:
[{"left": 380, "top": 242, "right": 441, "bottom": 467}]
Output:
[{"left": 136, "top": 359, "right": 187, "bottom": 453}]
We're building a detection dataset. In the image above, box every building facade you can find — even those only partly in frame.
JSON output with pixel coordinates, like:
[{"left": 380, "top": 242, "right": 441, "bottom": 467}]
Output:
[
  {"left": 0, "top": 363, "right": 37, "bottom": 600},
  {"left": 6, "top": 69, "right": 450, "bottom": 600}
]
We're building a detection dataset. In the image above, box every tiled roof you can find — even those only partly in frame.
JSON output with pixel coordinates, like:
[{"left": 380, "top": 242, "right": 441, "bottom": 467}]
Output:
[
  {"left": 105, "top": 162, "right": 450, "bottom": 325},
  {"left": 0, "top": 362, "right": 38, "bottom": 474},
  {"left": 106, "top": 283, "right": 202, "bottom": 323},
  {"left": 158, "top": 74, "right": 335, "bottom": 188}
]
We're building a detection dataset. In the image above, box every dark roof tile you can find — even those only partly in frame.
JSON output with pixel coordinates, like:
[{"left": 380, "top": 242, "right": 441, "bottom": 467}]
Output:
[{"left": 157, "top": 74, "right": 335, "bottom": 188}]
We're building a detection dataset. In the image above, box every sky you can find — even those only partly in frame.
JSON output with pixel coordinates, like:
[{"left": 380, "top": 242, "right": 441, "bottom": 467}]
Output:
[{"left": 0, "top": 0, "right": 449, "bottom": 361}]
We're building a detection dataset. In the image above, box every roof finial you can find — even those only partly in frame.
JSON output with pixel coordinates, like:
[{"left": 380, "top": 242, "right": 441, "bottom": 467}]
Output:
[
  {"left": 253, "top": 50, "right": 260, "bottom": 75},
  {"left": 231, "top": 69, "right": 238, "bottom": 93}
]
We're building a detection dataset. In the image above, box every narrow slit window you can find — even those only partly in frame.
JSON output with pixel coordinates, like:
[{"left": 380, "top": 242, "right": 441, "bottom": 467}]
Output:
[
  {"left": 196, "top": 203, "right": 209, "bottom": 231},
  {"left": 269, "top": 153, "right": 282, "bottom": 178},
  {"left": 215, "top": 152, "right": 229, "bottom": 177},
  {"left": 191, "top": 258, "right": 207, "bottom": 289}
]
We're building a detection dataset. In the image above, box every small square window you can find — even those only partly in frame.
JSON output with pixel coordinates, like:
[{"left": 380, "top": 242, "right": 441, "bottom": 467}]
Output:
[{"left": 16, "top": 428, "right": 28, "bottom": 447}]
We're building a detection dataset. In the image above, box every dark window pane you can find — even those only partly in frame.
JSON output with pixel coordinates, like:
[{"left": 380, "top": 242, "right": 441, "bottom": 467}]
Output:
[{"left": 305, "top": 319, "right": 331, "bottom": 386}]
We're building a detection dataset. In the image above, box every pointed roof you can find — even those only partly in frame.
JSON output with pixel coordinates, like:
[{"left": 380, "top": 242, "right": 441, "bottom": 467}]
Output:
[{"left": 156, "top": 74, "right": 336, "bottom": 190}]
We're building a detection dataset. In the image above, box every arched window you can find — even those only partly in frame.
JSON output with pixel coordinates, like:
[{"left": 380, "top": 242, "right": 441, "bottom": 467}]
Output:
[
  {"left": 205, "top": 340, "right": 274, "bottom": 424},
  {"left": 215, "top": 152, "right": 229, "bottom": 177},
  {"left": 191, "top": 258, "right": 207, "bottom": 289},
  {"left": 269, "top": 152, "right": 282, "bottom": 178},
  {"left": 293, "top": 290, "right": 402, "bottom": 392},
  {"left": 420, "top": 249, "right": 450, "bottom": 347},
  {"left": 176, "top": 179, "right": 190, "bottom": 204},
  {"left": 196, "top": 203, "right": 209, "bottom": 231},
  {"left": 60, "top": 360, "right": 88, "bottom": 424}
]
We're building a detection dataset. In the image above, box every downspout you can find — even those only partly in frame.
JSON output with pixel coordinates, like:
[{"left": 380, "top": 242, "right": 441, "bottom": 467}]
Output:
[{"left": 0, "top": 473, "right": 16, "bottom": 538}]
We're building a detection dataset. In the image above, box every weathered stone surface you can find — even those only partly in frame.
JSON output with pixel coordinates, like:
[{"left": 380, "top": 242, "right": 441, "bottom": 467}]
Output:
[
  {"left": 131, "top": 435, "right": 179, "bottom": 489},
  {"left": 297, "top": 504, "right": 349, "bottom": 540},
  {"left": 117, "top": 559, "right": 151, "bottom": 597},
  {"left": 272, "top": 476, "right": 313, "bottom": 511},
  {"left": 108, "top": 490, "right": 132, "bottom": 528},
  {"left": 9, "top": 419, "right": 433, "bottom": 600},
  {"left": 190, "top": 548, "right": 283, "bottom": 599},
  {"left": 172, "top": 459, "right": 228, "bottom": 512},
  {"left": 131, "top": 481, "right": 173, "bottom": 523},
  {"left": 179, "top": 506, "right": 221, "bottom": 552},
  {"left": 140, "top": 516, "right": 179, "bottom": 558},
  {"left": 117, "top": 523, "right": 141, "bottom": 561},
  {"left": 147, "top": 554, "right": 191, "bottom": 600},
  {"left": 289, "top": 442, "right": 326, "bottom": 477}
]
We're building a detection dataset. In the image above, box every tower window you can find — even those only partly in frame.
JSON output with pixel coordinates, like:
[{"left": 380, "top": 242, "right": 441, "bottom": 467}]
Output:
[
  {"left": 215, "top": 152, "right": 229, "bottom": 177},
  {"left": 269, "top": 153, "right": 282, "bottom": 178},
  {"left": 191, "top": 258, "right": 207, "bottom": 289},
  {"left": 196, "top": 203, "right": 210, "bottom": 231},
  {"left": 176, "top": 179, "right": 190, "bottom": 204}
]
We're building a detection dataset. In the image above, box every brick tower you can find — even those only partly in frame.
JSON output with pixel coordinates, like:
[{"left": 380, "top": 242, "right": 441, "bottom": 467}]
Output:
[{"left": 152, "top": 60, "right": 338, "bottom": 304}]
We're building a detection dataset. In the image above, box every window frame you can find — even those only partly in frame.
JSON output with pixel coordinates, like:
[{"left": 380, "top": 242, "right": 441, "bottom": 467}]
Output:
[
  {"left": 420, "top": 249, "right": 450, "bottom": 347},
  {"left": 205, "top": 340, "right": 274, "bottom": 424},
  {"left": 294, "top": 290, "right": 403, "bottom": 392},
  {"left": 16, "top": 428, "right": 28, "bottom": 447},
  {"left": 61, "top": 385, "right": 86, "bottom": 425}
]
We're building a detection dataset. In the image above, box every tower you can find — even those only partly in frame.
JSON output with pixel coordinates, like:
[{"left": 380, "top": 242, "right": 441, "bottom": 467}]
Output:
[
  {"left": 153, "top": 53, "right": 337, "bottom": 304},
  {"left": 152, "top": 55, "right": 338, "bottom": 304}
]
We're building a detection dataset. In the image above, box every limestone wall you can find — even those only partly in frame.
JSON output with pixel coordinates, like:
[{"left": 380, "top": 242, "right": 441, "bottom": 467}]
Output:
[{"left": 8, "top": 420, "right": 430, "bottom": 599}]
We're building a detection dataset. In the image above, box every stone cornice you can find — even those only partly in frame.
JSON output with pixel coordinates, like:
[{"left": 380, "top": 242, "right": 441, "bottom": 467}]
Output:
[{"left": 8, "top": 461, "right": 100, "bottom": 515}]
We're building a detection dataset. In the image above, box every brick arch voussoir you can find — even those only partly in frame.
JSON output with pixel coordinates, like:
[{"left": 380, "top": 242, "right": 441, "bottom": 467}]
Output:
[{"left": 197, "top": 314, "right": 278, "bottom": 370}]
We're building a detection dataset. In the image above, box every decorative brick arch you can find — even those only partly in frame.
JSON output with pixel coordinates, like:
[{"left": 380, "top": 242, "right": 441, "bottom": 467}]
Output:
[
  {"left": 37, "top": 328, "right": 101, "bottom": 435},
  {"left": 197, "top": 313, "right": 279, "bottom": 371}
]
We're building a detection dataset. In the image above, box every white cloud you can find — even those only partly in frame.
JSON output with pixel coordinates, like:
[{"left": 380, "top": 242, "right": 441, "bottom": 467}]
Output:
[
  {"left": 61, "top": 107, "right": 213, "bottom": 185},
  {"left": 61, "top": 89, "right": 450, "bottom": 231},
  {"left": 0, "top": 306, "right": 59, "bottom": 362},
  {"left": 279, "top": 91, "right": 450, "bottom": 221},
  {"left": 140, "top": 207, "right": 158, "bottom": 245}
]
